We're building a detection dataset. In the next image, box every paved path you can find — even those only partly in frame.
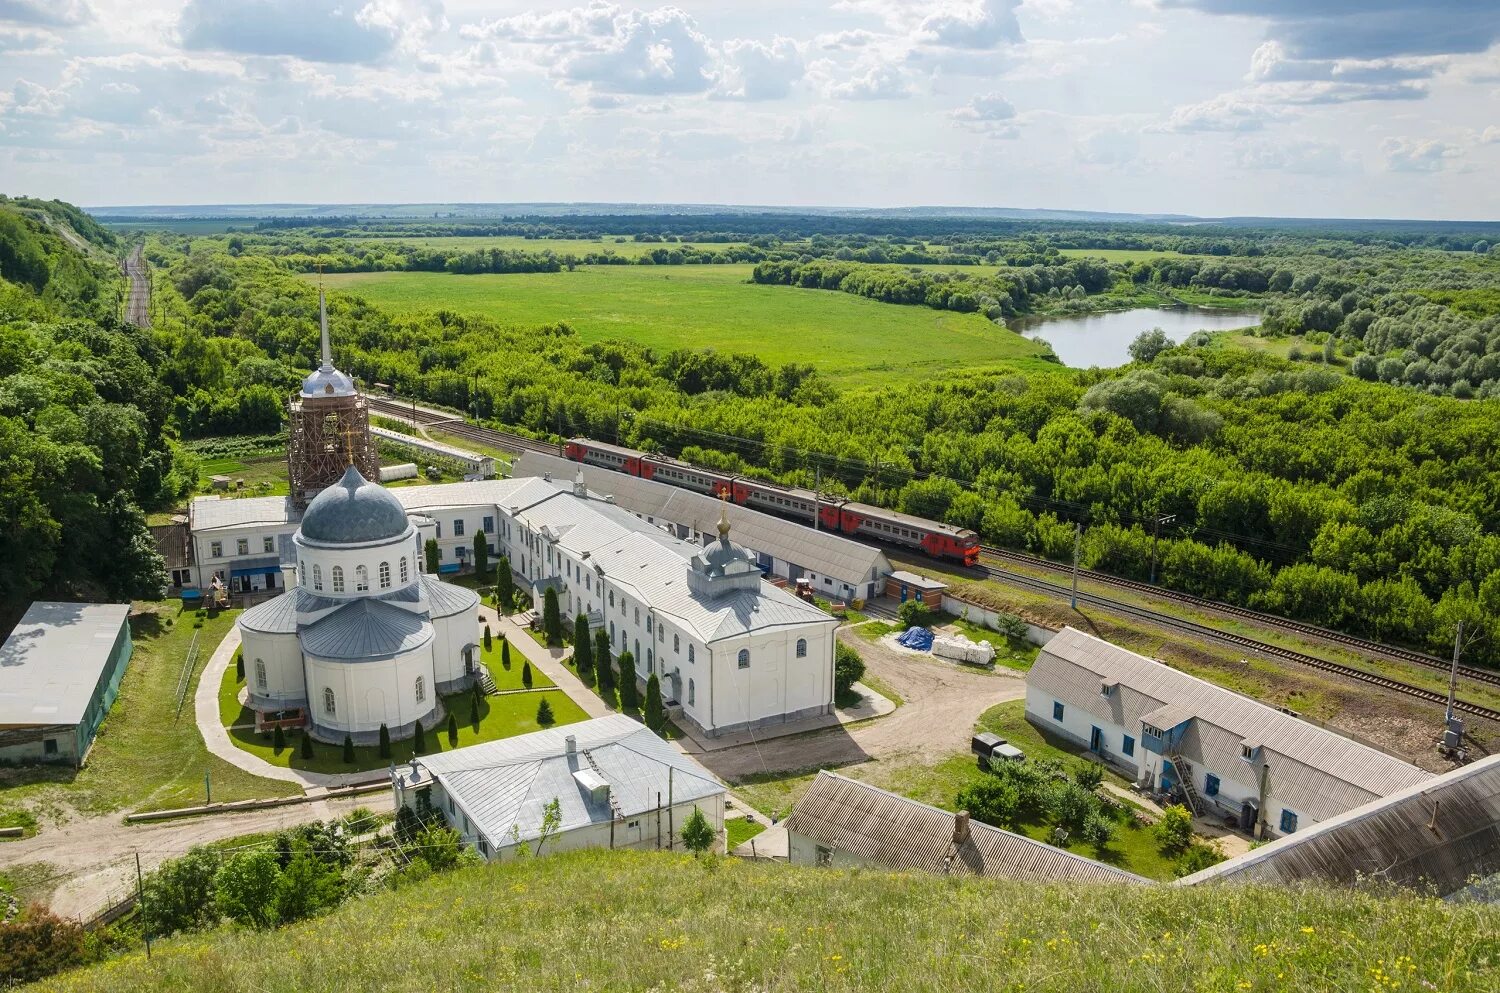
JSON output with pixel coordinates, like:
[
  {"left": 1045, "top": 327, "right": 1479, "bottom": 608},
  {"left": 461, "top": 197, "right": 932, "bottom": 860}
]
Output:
[
  {"left": 696, "top": 628, "right": 1028, "bottom": 781},
  {"left": 0, "top": 793, "right": 392, "bottom": 920},
  {"left": 195, "top": 627, "right": 389, "bottom": 790},
  {"left": 481, "top": 605, "right": 613, "bottom": 719}
]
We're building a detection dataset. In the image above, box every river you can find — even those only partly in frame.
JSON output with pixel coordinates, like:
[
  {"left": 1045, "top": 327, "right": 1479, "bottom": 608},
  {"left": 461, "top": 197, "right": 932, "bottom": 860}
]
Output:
[{"left": 1012, "top": 307, "right": 1262, "bottom": 368}]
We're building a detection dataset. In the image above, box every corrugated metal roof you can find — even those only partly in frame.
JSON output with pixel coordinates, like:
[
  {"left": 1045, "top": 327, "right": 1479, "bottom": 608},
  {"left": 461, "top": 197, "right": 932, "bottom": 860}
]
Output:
[
  {"left": 889, "top": 571, "right": 947, "bottom": 590},
  {"left": 420, "top": 576, "right": 480, "bottom": 618},
  {"left": 1180, "top": 754, "right": 1500, "bottom": 897},
  {"left": 0, "top": 602, "right": 131, "bottom": 727},
  {"left": 299, "top": 599, "right": 433, "bottom": 661},
  {"left": 785, "top": 772, "right": 1147, "bottom": 884},
  {"left": 189, "top": 495, "right": 300, "bottom": 532},
  {"left": 515, "top": 452, "right": 891, "bottom": 587},
  {"left": 417, "top": 714, "right": 724, "bottom": 846},
  {"left": 1030, "top": 628, "right": 1433, "bottom": 823},
  {"left": 240, "top": 590, "right": 302, "bottom": 634}
]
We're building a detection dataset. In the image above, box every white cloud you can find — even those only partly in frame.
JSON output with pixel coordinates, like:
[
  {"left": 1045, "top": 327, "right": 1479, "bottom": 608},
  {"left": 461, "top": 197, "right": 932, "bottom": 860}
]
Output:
[
  {"left": 1233, "top": 138, "right": 1358, "bottom": 175},
  {"left": 828, "top": 62, "right": 912, "bottom": 100},
  {"left": 918, "top": 0, "right": 1022, "bottom": 49},
  {"left": 179, "top": 0, "right": 442, "bottom": 65},
  {"left": 0, "top": 24, "right": 57, "bottom": 54},
  {"left": 1154, "top": 95, "right": 1288, "bottom": 133},
  {"left": 1075, "top": 126, "right": 1139, "bottom": 165},
  {"left": 951, "top": 91, "right": 1015, "bottom": 122},
  {"left": 0, "top": 0, "right": 91, "bottom": 27},
  {"left": 712, "top": 37, "right": 803, "bottom": 101},
  {"left": 1381, "top": 136, "right": 1462, "bottom": 173}
]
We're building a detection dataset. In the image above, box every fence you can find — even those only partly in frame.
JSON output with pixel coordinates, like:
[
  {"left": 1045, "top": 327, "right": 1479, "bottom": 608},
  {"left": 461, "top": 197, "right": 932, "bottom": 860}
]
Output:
[{"left": 939, "top": 594, "right": 1055, "bottom": 647}]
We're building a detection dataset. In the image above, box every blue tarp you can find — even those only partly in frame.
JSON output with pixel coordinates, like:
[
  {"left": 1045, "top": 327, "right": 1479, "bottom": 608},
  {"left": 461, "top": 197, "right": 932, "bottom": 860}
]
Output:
[{"left": 897, "top": 626, "right": 934, "bottom": 651}]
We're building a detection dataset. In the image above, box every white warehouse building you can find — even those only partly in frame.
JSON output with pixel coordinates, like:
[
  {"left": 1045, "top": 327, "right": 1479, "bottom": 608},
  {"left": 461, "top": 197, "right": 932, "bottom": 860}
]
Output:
[
  {"left": 390, "top": 472, "right": 841, "bottom": 738},
  {"left": 1025, "top": 628, "right": 1433, "bottom": 839}
]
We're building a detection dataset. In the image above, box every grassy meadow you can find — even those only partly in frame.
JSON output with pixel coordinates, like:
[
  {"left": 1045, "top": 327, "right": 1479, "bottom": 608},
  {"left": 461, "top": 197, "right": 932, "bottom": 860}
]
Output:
[
  {"left": 33, "top": 849, "right": 1497, "bottom": 993},
  {"left": 315, "top": 265, "right": 1058, "bottom": 387}
]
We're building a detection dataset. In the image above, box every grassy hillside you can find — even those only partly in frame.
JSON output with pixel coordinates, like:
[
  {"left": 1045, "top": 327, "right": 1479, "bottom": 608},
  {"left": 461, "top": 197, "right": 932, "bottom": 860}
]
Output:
[
  {"left": 315, "top": 265, "right": 1057, "bottom": 387},
  {"left": 32, "top": 850, "right": 1496, "bottom": 992}
]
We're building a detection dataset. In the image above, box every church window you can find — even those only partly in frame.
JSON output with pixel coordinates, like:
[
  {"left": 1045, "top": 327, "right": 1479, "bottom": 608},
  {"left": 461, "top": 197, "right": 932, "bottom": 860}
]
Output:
[
  {"left": 263, "top": 536, "right": 275, "bottom": 554},
  {"left": 400, "top": 558, "right": 409, "bottom": 583},
  {"left": 355, "top": 565, "right": 369, "bottom": 592},
  {"left": 738, "top": 649, "right": 750, "bottom": 669},
  {"left": 415, "top": 676, "right": 425, "bottom": 704},
  {"left": 323, "top": 687, "right": 336, "bottom": 717},
  {"left": 210, "top": 541, "right": 222, "bottom": 558},
  {"left": 299, "top": 559, "right": 306, "bottom": 586},
  {"left": 332, "top": 566, "right": 344, "bottom": 593},
  {"left": 646, "top": 616, "right": 652, "bottom": 634},
  {"left": 237, "top": 538, "right": 249, "bottom": 556},
  {"left": 312, "top": 565, "right": 323, "bottom": 591},
  {"left": 647, "top": 649, "right": 653, "bottom": 673},
  {"left": 634, "top": 607, "right": 640, "bottom": 625},
  {"left": 379, "top": 561, "right": 391, "bottom": 589},
  {"left": 688, "top": 679, "right": 695, "bottom": 706},
  {"left": 255, "top": 659, "right": 266, "bottom": 689},
  {"left": 688, "top": 645, "right": 695, "bottom": 663},
  {"left": 796, "top": 639, "right": 807, "bottom": 659},
  {"left": 674, "top": 634, "right": 680, "bottom": 653},
  {"left": 608, "top": 590, "right": 614, "bottom": 607}
]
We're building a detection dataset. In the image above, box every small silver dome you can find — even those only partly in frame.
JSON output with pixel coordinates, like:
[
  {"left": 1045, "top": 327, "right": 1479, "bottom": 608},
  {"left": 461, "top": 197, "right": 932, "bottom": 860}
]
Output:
[
  {"left": 300, "top": 365, "right": 357, "bottom": 398},
  {"left": 300, "top": 466, "right": 410, "bottom": 544}
]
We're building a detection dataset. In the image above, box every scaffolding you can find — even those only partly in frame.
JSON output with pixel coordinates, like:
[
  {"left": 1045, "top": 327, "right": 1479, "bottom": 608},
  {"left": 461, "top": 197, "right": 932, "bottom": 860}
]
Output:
[{"left": 287, "top": 287, "right": 379, "bottom": 507}]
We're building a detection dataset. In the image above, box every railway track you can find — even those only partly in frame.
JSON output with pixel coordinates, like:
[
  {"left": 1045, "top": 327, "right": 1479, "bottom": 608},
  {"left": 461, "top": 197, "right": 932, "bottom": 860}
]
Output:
[
  {"left": 981, "top": 544, "right": 1500, "bottom": 691},
  {"left": 122, "top": 243, "right": 150, "bottom": 328},
  {"left": 364, "top": 398, "right": 1500, "bottom": 719},
  {"left": 975, "top": 561, "right": 1500, "bottom": 724},
  {"left": 367, "top": 398, "right": 559, "bottom": 456}
]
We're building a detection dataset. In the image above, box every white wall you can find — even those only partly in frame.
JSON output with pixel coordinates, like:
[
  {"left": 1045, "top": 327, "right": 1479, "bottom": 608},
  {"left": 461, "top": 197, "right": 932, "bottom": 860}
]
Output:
[
  {"left": 440, "top": 791, "right": 725, "bottom": 861},
  {"left": 194, "top": 524, "right": 294, "bottom": 588},
  {"left": 241, "top": 628, "right": 306, "bottom": 709},
  {"left": 1023, "top": 684, "right": 1143, "bottom": 779},
  {"left": 305, "top": 646, "right": 438, "bottom": 736},
  {"left": 295, "top": 530, "right": 416, "bottom": 599},
  {"left": 703, "top": 623, "right": 836, "bottom": 735},
  {"left": 430, "top": 609, "right": 476, "bottom": 686}
]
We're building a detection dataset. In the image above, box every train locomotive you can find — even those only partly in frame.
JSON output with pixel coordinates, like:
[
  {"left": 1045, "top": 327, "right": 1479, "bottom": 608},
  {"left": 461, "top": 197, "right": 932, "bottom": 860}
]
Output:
[{"left": 563, "top": 438, "right": 981, "bottom": 566}]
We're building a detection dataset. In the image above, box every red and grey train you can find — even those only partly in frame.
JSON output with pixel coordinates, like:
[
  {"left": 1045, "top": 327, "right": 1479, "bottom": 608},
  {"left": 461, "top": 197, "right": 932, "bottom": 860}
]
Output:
[{"left": 563, "top": 438, "right": 981, "bottom": 566}]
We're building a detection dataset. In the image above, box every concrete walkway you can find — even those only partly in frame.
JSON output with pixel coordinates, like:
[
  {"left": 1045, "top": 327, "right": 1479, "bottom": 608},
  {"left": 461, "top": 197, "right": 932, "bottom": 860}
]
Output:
[
  {"left": 671, "top": 681, "right": 896, "bottom": 755},
  {"left": 193, "top": 627, "right": 388, "bottom": 791},
  {"left": 481, "top": 604, "right": 612, "bottom": 719}
]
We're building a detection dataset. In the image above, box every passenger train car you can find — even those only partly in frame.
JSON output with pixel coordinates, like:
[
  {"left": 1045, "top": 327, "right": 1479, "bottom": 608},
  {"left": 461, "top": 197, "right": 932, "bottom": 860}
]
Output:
[{"left": 563, "top": 438, "right": 981, "bottom": 566}]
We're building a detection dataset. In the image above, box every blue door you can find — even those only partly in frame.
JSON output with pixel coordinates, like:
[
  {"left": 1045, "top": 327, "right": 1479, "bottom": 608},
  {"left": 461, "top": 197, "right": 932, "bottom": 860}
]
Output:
[
  {"left": 1089, "top": 726, "right": 1102, "bottom": 752},
  {"left": 899, "top": 585, "right": 909, "bottom": 603}
]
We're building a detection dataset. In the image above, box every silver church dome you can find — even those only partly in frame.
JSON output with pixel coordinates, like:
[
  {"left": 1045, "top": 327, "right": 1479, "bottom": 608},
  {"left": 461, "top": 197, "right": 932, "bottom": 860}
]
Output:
[{"left": 300, "top": 466, "right": 410, "bottom": 544}]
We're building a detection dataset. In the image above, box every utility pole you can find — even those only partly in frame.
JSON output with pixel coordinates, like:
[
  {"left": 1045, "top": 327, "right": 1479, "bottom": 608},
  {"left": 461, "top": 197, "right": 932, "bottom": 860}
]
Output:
[
  {"left": 1070, "top": 521, "right": 1082, "bottom": 611},
  {"left": 135, "top": 852, "right": 152, "bottom": 960},
  {"left": 1149, "top": 513, "right": 1176, "bottom": 585}
]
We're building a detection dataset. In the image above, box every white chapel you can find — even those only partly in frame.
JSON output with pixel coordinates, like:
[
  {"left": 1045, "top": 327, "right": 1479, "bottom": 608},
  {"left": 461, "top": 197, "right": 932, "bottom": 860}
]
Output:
[{"left": 237, "top": 466, "right": 480, "bottom": 742}]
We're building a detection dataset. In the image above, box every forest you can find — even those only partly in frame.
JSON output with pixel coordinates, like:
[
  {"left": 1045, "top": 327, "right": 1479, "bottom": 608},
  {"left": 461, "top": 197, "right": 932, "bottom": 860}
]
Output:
[{"left": 7, "top": 199, "right": 1500, "bottom": 665}]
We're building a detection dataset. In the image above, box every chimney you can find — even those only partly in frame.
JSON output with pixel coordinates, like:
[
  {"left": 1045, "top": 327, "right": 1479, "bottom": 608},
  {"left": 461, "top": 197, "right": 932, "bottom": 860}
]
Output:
[
  {"left": 565, "top": 734, "right": 577, "bottom": 755},
  {"left": 953, "top": 810, "right": 971, "bottom": 846}
]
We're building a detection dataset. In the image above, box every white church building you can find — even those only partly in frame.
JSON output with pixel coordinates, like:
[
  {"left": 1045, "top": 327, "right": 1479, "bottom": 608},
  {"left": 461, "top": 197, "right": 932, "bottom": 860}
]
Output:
[{"left": 237, "top": 466, "right": 480, "bottom": 742}]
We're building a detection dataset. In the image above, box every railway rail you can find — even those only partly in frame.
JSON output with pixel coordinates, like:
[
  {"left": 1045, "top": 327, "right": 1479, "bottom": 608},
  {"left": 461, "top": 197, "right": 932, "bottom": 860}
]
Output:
[
  {"left": 122, "top": 243, "right": 150, "bottom": 328},
  {"left": 981, "top": 545, "right": 1500, "bottom": 691},
  {"left": 975, "top": 561, "right": 1500, "bottom": 724},
  {"left": 364, "top": 398, "right": 1500, "bottom": 719}
]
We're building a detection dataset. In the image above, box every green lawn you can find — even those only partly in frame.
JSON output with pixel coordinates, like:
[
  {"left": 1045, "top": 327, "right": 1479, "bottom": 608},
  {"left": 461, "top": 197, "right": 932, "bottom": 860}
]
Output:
[
  {"left": 315, "top": 265, "right": 1057, "bottom": 388},
  {"left": 0, "top": 604, "right": 297, "bottom": 827},
  {"left": 196, "top": 456, "right": 289, "bottom": 498},
  {"left": 479, "top": 638, "right": 556, "bottom": 691},
  {"left": 726, "top": 813, "right": 768, "bottom": 849},
  {"left": 220, "top": 660, "right": 584, "bottom": 774}
]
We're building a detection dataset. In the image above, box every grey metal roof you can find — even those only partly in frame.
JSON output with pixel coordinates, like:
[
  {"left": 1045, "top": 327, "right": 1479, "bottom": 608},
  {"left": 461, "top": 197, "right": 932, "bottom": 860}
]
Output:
[
  {"left": 1180, "top": 754, "right": 1500, "bottom": 898},
  {"left": 786, "top": 771, "right": 1148, "bottom": 884},
  {"left": 371, "top": 426, "right": 492, "bottom": 465},
  {"left": 1030, "top": 628, "right": 1433, "bottom": 822},
  {"left": 417, "top": 714, "right": 724, "bottom": 847},
  {"left": 189, "top": 495, "right": 300, "bottom": 532},
  {"left": 1141, "top": 703, "right": 1194, "bottom": 731},
  {"left": 240, "top": 590, "right": 302, "bottom": 634},
  {"left": 889, "top": 571, "right": 947, "bottom": 590},
  {"left": 420, "top": 575, "right": 480, "bottom": 618},
  {"left": 299, "top": 599, "right": 433, "bottom": 661},
  {"left": 514, "top": 452, "right": 891, "bottom": 587},
  {"left": 301, "top": 466, "right": 412, "bottom": 545},
  {"left": 0, "top": 602, "right": 130, "bottom": 727}
]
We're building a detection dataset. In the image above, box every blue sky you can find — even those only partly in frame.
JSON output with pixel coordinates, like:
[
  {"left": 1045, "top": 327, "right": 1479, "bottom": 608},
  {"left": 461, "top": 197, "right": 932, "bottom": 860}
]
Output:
[{"left": 0, "top": 0, "right": 1496, "bottom": 217}]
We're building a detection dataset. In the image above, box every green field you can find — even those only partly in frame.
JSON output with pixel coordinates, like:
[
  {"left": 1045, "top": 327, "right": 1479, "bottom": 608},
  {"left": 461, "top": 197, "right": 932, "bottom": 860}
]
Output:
[
  {"left": 355, "top": 235, "right": 756, "bottom": 258},
  {"left": 316, "top": 265, "right": 1057, "bottom": 387}
]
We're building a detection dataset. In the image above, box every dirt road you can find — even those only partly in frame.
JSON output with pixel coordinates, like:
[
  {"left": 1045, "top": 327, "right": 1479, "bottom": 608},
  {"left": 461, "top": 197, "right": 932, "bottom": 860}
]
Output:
[
  {"left": 0, "top": 793, "right": 392, "bottom": 920},
  {"left": 123, "top": 243, "right": 150, "bottom": 328},
  {"left": 699, "top": 629, "right": 1027, "bottom": 781}
]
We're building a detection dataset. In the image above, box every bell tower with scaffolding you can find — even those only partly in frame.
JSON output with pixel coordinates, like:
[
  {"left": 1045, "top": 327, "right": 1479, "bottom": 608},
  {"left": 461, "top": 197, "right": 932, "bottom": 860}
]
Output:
[{"left": 287, "top": 287, "right": 378, "bottom": 508}]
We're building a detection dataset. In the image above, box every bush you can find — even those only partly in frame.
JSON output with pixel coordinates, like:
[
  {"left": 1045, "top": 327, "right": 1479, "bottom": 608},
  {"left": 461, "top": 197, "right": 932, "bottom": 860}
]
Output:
[
  {"left": 140, "top": 847, "right": 219, "bottom": 938},
  {"left": 0, "top": 905, "right": 89, "bottom": 985},
  {"left": 1052, "top": 782, "right": 1097, "bottom": 831},
  {"left": 536, "top": 697, "right": 555, "bottom": 727},
  {"left": 522, "top": 661, "right": 533, "bottom": 689},
  {"left": 1071, "top": 762, "right": 1104, "bottom": 791},
  {"left": 1155, "top": 804, "right": 1194, "bottom": 855},
  {"left": 378, "top": 724, "right": 391, "bottom": 760},
  {"left": 834, "top": 642, "right": 865, "bottom": 697},
  {"left": 898, "top": 600, "right": 933, "bottom": 629},
  {"left": 995, "top": 612, "right": 1028, "bottom": 641},
  {"left": 955, "top": 776, "right": 1019, "bottom": 829},
  {"left": 1081, "top": 812, "right": 1116, "bottom": 852},
  {"left": 680, "top": 807, "right": 715, "bottom": 855},
  {"left": 416, "top": 825, "right": 463, "bottom": 871},
  {"left": 214, "top": 849, "right": 281, "bottom": 930},
  {"left": 1174, "top": 841, "right": 1226, "bottom": 878}
]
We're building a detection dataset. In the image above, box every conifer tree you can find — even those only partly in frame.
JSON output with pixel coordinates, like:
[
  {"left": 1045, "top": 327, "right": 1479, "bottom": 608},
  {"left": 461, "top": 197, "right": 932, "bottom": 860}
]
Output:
[
  {"left": 472, "top": 531, "right": 489, "bottom": 577},
  {"left": 469, "top": 694, "right": 480, "bottom": 728},
  {"left": 342, "top": 735, "right": 355, "bottom": 764},
  {"left": 573, "top": 614, "right": 593, "bottom": 679},
  {"left": 595, "top": 629, "right": 614, "bottom": 692},
  {"left": 496, "top": 556, "right": 514, "bottom": 612},
  {"left": 272, "top": 724, "right": 285, "bottom": 752},
  {"left": 536, "top": 697, "right": 554, "bottom": 727},
  {"left": 522, "top": 661, "right": 533, "bottom": 689},
  {"left": 680, "top": 807, "right": 714, "bottom": 856},
  {"left": 483, "top": 625, "right": 492, "bottom": 651},
  {"left": 447, "top": 713, "right": 458, "bottom": 747},
  {"left": 543, "top": 587, "right": 562, "bottom": 645},
  {"left": 645, "top": 673, "right": 664, "bottom": 732},
  {"left": 501, "top": 637, "right": 511, "bottom": 669},
  {"left": 617, "top": 651, "right": 638, "bottom": 712},
  {"left": 378, "top": 724, "right": 391, "bottom": 759},
  {"left": 413, "top": 720, "right": 426, "bottom": 755},
  {"left": 299, "top": 732, "right": 314, "bottom": 760}
]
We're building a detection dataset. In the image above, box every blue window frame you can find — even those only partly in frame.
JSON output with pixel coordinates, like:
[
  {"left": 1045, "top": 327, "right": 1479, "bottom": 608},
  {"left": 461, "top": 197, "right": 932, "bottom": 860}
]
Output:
[
  {"left": 1279, "top": 809, "right": 1298, "bottom": 834},
  {"left": 1052, "top": 701, "right": 1064, "bottom": 722},
  {"left": 1122, "top": 734, "right": 1135, "bottom": 757},
  {"left": 1204, "top": 773, "right": 1220, "bottom": 797}
]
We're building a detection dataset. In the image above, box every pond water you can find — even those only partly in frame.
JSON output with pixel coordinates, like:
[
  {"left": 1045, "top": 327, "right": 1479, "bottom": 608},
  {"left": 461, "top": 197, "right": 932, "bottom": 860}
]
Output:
[{"left": 1012, "top": 307, "right": 1262, "bottom": 368}]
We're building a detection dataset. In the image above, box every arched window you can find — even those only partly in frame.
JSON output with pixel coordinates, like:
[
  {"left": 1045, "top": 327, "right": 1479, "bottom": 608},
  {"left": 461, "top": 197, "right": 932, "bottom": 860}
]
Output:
[
  {"left": 355, "top": 564, "right": 369, "bottom": 592},
  {"left": 331, "top": 566, "right": 344, "bottom": 593},
  {"left": 299, "top": 560, "right": 306, "bottom": 587},
  {"left": 323, "top": 687, "right": 336, "bottom": 716},
  {"left": 414, "top": 676, "right": 425, "bottom": 704},
  {"left": 688, "top": 645, "right": 695, "bottom": 663},
  {"left": 673, "top": 634, "right": 680, "bottom": 653},
  {"left": 400, "top": 557, "right": 409, "bottom": 583},
  {"left": 737, "top": 648, "right": 750, "bottom": 669},
  {"left": 312, "top": 564, "right": 323, "bottom": 591},
  {"left": 379, "top": 561, "right": 391, "bottom": 589},
  {"left": 254, "top": 658, "right": 267, "bottom": 689},
  {"left": 608, "top": 590, "right": 614, "bottom": 607},
  {"left": 688, "top": 678, "right": 695, "bottom": 706},
  {"left": 647, "top": 649, "right": 653, "bottom": 673},
  {"left": 796, "top": 639, "right": 807, "bottom": 659}
]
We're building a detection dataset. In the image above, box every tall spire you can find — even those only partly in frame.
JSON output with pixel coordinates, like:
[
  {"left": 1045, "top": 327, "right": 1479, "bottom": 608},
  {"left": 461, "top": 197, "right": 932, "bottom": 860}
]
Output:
[{"left": 318, "top": 287, "right": 333, "bottom": 371}]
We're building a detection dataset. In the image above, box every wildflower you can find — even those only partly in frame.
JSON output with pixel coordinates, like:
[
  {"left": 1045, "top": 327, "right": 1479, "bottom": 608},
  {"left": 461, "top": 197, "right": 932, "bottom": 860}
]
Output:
[{"left": 1300, "top": 927, "right": 1315, "bottom": 935}]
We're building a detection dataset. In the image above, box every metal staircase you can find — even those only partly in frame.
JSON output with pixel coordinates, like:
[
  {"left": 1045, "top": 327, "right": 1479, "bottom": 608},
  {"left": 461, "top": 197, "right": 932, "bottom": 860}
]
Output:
[
  {"left": 1166, "top": 753, "right": 1203, "bottom": 816},
  {"left": 474, "top": 667, "right": 498, "bottom": 696}
]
